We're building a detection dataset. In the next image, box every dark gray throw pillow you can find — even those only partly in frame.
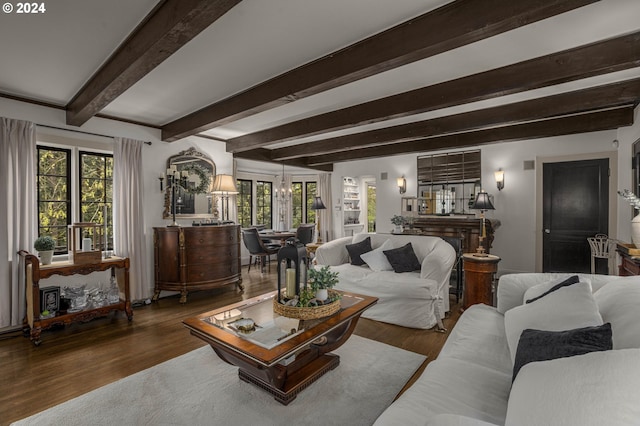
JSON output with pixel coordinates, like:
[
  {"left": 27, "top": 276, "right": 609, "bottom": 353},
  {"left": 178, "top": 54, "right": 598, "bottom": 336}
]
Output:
[
  {"left": 383, "top": 242, "right": 421, "bottom": 273},
  {"left": 512, "top": 323, "right": 612, "bottom": 382},
  {"left": 345, "top": 237, "right": 372, "bottom": 266},
  {"left": 525, "top": 275, "right": 580, "bottom": 304}
]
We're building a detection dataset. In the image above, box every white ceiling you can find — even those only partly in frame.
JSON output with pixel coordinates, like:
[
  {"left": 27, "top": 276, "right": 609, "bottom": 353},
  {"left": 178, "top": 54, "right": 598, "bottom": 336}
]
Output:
[{"left": 1, "top": 0, "right": 639, "bottom": 168}]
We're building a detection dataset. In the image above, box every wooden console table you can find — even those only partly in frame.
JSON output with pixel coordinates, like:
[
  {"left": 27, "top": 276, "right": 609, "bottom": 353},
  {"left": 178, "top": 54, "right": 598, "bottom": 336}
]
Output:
[
  {"left": 462, "top": 253, "right": 500, "bottom": 310},
  {"left": 616, "top": 242, "right": 640, "bottom": 276},
  {"left": 407, "top": 216, "right": 499, "bottom": 254},
  {"left": 19, "top": 251, "right": 132, "bottom": 345}
]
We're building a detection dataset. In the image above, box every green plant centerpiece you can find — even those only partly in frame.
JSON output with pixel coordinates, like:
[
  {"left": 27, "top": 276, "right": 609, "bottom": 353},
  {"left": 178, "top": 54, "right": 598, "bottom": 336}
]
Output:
[
  {"left": 34, "top": 236, "right": 56, "bottom": 265},
  {"left": 308, "top": 265, "right": 340, "bottom": 303}
]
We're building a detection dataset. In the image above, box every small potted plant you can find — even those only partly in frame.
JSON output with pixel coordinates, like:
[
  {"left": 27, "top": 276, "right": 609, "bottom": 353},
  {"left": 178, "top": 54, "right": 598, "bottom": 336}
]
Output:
[
  {"left": 308, "top": 265, "right": 339, "bottom": 301},
  {"left": 34, "top": 236, "right": 56, "bottom": 265},
  {"left": 391, "top": 215, "right": 405, "bottom": 233}
]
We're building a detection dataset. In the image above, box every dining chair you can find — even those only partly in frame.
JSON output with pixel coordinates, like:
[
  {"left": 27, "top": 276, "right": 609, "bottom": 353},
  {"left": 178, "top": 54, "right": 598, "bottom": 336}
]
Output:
[
  {"left": 242, "top": 228, "right": 281, "bottom": 273},
  {"left": 295, "top": 223, "right": 316, "bottom": 245}
]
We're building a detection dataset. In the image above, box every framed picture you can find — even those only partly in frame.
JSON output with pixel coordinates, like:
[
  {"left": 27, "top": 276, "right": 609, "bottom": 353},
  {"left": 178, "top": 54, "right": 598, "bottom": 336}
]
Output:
[{"left": 39, "top": 286, "right": 60, "bottom": 313}]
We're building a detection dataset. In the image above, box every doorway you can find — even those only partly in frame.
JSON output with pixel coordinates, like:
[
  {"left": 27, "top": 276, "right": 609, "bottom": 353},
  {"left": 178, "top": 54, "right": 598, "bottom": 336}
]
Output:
[
  {"left": 542, "top": 158, "right": 609, "bottom": 273},
  {"left": 363, "top": 178, "right": 376, "bottom": 232}
]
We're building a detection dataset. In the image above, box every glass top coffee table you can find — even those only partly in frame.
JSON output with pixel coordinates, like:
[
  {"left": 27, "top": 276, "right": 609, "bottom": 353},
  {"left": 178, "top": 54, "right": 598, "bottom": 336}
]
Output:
[{"left": 183, "top": 290, "right": 377, "bottom": 405}]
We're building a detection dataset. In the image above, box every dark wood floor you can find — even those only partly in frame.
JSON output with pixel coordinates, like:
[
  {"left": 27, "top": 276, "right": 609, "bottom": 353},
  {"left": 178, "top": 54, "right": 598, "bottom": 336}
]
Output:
[{"left": 0, "top": 266, "right": 460, "bottom": 425}]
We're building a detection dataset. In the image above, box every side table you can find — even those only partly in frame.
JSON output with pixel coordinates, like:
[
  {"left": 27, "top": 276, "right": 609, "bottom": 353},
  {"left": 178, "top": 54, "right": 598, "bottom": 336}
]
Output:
[{"left": 462, "top": 253, "right": 501, "bottom": 310}]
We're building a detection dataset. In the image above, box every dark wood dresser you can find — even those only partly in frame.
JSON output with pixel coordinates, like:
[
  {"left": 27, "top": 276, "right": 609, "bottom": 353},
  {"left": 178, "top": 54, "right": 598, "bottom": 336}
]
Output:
[
  {"left": 153, "top": 225, "right": 243, "bottom": 303},
  {"left": 616, "top": 242, "right": 640, "bottom": 276}
]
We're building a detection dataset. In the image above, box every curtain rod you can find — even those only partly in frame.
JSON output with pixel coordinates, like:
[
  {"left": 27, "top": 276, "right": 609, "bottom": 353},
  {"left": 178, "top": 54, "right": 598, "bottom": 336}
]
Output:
[{"left": 36, "top": 123, "right": 152, "bottom": 145}]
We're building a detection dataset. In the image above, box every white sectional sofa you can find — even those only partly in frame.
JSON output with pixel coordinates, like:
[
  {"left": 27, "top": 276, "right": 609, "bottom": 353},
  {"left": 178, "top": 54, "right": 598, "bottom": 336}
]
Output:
[
  {"left": 374, "top": 272, "right": 640, "bottom": 426},
  {"left": 314, "top": 233, "right": 456, "bottom": 329}
]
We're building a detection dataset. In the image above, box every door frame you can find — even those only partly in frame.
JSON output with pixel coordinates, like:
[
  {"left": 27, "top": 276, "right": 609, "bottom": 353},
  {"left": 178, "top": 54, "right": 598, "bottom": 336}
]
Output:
[{"left": 535, "top": 151, "right": 618, "bottom": 272}]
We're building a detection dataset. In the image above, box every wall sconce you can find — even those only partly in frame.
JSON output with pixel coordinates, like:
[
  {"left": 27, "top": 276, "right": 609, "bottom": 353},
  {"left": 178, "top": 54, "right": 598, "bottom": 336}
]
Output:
[
  {"left": 397, "top": 176, "right": 407, "bottom": 194},
  {"left": 494, "top": 169, "right": 504, "bottom": 191}
]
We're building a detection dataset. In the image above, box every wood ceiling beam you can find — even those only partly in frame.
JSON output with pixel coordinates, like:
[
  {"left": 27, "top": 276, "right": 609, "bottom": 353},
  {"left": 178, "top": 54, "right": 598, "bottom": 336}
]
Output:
[
  {"left": 227, "top": 31, "right": 640, "bottom": 153},
  {"left": 233, "top": 149, "right": 333, "bottom": 172},
  {"left": 65, "top": 0, "right": 241, "bottom": 127},
  {"left": 269, "top": 78, "right": 640, "bottom": 160},
  {"left": 305, "top": 106, "right": 635, "bottom": 166},
  {"left": 161, "top": 0, "right": 597, "bottom": 142}
]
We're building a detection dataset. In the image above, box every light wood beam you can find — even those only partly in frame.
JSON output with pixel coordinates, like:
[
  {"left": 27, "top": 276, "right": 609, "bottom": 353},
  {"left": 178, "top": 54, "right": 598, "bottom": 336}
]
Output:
[
  {"left": 305, "top": 107, "right": 635, "bottom": 165},
  {"left": 269, "top": 78, "right": 640, "bottom": 160},
  {"left": 65, "top": 0, "right": 241, "bottom": 127},
  {"left": 162, "top": 0, "right": 597, "bottom": 141},
  {"left": 227, "top": 31, "right": 640, "bottom": 153}
]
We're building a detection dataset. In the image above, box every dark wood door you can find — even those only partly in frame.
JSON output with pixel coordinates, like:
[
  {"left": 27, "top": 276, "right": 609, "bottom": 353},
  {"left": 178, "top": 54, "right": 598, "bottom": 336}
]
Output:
[{"left": 543, "top": 158, "right": 609, "bottom": 273}]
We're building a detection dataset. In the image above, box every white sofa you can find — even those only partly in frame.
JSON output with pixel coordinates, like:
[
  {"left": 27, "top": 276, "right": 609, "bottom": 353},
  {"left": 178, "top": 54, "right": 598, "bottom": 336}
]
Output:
[
  {"left": 314, "top": 233, "right": 456, "bottom": 329},
  {"left": 374, "top": 272, "right": 640, "bottom": 426}
]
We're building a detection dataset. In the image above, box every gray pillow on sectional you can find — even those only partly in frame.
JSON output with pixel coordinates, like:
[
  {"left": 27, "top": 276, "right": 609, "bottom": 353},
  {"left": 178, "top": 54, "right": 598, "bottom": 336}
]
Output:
[{"left": 512, "top": 323, "right": 612, "bottom": 382}]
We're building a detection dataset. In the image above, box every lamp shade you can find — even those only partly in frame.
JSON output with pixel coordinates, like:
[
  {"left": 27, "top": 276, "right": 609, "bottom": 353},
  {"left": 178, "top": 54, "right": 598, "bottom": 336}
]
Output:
[
  {"left": 310, "top": 196, "right": 326, "bottom": 210},
  {"left": 471, "top": 191, "right": 495, "bottom": 211},
  {"left": 211, "top": 174, "right": 238, "bottom": 194}
]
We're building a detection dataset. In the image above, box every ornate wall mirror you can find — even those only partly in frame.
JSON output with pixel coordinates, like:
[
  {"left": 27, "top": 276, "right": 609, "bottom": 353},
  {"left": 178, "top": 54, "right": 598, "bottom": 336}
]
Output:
[{"left": 163, "top": 148, "right": 218, "bottom": 220}]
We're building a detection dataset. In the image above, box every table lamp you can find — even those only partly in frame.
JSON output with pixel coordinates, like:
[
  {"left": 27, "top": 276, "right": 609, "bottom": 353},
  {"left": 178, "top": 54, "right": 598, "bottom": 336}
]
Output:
[
  {"left": 471, "top": 190, "right": 495, "bottom": 257},
  {"left": 211, "top": 174, "right": 238, "bottom": 222}
]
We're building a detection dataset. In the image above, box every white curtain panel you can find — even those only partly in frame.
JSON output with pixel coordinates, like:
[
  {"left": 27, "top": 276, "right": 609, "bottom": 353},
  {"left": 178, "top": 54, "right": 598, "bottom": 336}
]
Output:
[
  {"left": 113, "top": 137, "right": 149, "bottom": 301},
  {"left": 0, "top": 117, "right": 37, "bottom": 328},
  {"left": 318, "top": 173, "right": 333, "bottom": 242}
]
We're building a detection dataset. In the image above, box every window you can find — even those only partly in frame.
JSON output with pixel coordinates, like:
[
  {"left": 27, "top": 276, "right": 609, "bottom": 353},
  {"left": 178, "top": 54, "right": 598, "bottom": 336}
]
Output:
[
  {"left": 37, "top": 147, "right": 71, "bottom": 253},
  {"left": 37, "top": 146, "right": 113, "bottom": 254},
  {"left": 256, "top": 181, "right": 272, "bottom": 228},
  {"left": 236, "top": 179, "right": 252, "bottom": 228},
  {"left": 291, "top": 182, "right": 303, "bottom": 227},
  {"left": 79, "top": 152, "right": 113, "bottom": 250},
  {"left": 305, "top": 182, "right": 317, "bottom": 223}
]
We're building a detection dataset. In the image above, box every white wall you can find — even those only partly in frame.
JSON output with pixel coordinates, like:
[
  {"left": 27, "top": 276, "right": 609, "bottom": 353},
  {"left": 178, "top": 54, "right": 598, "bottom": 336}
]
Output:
[
  {"left": 616, "top": 106, "right": 640, "bottom": 239},
  {"left": 332, "top": 106, "right": 640, "bottom": 275}
]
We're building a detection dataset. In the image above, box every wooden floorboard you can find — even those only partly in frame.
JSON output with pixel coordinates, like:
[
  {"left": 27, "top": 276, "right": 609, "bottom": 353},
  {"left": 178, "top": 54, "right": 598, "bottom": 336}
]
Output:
[{"left": 0, "top": 265, "right": 461, "bottom": 425}]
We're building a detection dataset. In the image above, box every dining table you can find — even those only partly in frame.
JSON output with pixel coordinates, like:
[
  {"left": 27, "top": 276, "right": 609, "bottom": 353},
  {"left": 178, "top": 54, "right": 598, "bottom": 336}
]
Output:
[{"left": 258, "top": 230, "right": 297, "bottom": 246}]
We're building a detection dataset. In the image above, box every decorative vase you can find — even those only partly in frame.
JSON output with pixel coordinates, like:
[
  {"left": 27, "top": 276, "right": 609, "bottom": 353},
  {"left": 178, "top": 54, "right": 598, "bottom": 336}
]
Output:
[
  {"left": 39, "top": 250, "right": 54, "bottom": 265},
  {"left": 315, "top": 288, "right": 328, "bottom": 301},
  {"left": 394, "top": 225, "right": 403, "bottom": 234},
  {"left": 632, "top": 213, "right": 640, "bottom": 248}
]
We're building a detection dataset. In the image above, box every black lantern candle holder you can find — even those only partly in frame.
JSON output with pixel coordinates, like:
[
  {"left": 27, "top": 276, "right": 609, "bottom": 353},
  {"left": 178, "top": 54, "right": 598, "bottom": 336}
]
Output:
[{"left": 276, "top": 239, "right": 308, "bottom": 304}]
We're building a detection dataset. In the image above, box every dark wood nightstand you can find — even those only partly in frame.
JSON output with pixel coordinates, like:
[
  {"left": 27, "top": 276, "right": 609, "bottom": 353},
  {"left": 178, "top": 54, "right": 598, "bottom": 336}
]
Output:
[{"left": 462, "top": 253, "right": 500, "bottom": 310}]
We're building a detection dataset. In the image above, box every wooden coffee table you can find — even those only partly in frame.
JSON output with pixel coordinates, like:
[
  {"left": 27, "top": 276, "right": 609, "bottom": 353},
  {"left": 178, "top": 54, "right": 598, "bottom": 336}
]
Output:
[{"left": 183, "top": 290, "right": 377, "bottom": 405}]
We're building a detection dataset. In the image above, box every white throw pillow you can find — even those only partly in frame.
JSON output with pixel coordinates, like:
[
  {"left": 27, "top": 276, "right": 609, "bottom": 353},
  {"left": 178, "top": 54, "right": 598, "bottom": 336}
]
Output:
[
  {"left": 506, "top": 349, "right": 640, "bottom": 426},
  {"left": 360, "top": 239, "right": 393, "bottom": 272},
  {"left": 504, "top": 281, "right": 603, "bottom": 365},
  {"left": 593, "top": 277, "right": 640, "bottom": 349},
  {"left": 522, "top": 275, "right": 591, "bottom": 304}
]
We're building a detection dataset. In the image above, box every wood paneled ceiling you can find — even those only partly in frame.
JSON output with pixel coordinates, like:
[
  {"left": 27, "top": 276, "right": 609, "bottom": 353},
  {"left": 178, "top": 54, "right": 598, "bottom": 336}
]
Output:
[{"left": 2, "top": 0, "right": 639, "bottom": 172}]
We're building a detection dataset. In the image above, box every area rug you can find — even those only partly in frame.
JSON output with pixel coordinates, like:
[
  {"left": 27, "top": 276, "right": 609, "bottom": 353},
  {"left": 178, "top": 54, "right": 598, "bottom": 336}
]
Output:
[{"left": 11, "top": 335, "right": 425, "bottom": 426}]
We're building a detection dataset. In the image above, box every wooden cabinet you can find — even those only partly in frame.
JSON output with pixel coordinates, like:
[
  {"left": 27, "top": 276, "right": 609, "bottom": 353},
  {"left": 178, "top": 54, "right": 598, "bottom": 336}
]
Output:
[
  {"left": 153, "top": 225, "right": 243, "bottom": 303},
  {"left": 462, "top": 254, "right": 500, "bottom": 310},
  {"left": 19, "top": 251, "right": 132, "bottom": 346}
]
